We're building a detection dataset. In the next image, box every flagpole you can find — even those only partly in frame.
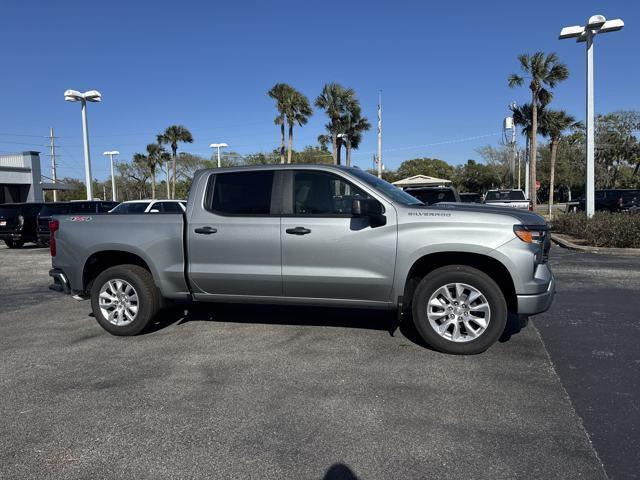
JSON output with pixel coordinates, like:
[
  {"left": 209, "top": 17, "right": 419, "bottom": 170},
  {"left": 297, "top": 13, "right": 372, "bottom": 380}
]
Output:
[{"left": 377, "top": 90, "right": 382, "bottom": 178}]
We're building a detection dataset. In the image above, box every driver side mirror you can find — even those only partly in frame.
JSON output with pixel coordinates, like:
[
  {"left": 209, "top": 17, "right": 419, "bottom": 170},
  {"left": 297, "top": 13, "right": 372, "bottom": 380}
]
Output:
[{"left": 352, "top": 198, "right": 386, "bottom": 227}]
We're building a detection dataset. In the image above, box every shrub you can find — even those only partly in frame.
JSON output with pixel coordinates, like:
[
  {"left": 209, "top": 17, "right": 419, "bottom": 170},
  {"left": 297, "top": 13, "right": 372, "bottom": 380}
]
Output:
[{"left": 551, "top": 212, "right": 640, "bottom": 248}]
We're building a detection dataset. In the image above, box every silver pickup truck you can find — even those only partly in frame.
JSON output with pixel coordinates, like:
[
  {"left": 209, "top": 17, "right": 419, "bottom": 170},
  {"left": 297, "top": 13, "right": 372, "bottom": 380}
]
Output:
[{"left": 49, "top": 165, "right": 554, "bottom": 354}]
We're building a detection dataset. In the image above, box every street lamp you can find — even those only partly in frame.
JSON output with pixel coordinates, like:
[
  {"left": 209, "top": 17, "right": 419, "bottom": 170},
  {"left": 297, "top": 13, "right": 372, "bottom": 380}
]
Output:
[
  {"left": 209, "top": 143, "right": 229, "bottom": 168},
  {"left": 64, "top": 89, "right": 102, "bottom": 200},
  {"left": 103, "top": 151, "right": 119, "bottom": 201},
  {"left": 559, "top": 15, "right": 624, "bottom": 217}
]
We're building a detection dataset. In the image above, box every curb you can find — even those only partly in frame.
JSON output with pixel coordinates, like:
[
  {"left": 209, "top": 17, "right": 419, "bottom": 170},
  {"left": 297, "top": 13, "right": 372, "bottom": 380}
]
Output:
[{"left": 551, "top": 233, "right": 640, "bottom": 257}]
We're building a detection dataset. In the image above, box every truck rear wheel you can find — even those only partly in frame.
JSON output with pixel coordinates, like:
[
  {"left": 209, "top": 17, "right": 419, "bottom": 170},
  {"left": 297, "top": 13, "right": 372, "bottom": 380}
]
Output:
[
  {"left": 412, "top": 265, "right": 507, "bottom": 355},
  {"left": 90, "top": 264, "right": 161, "bottom": 336}
]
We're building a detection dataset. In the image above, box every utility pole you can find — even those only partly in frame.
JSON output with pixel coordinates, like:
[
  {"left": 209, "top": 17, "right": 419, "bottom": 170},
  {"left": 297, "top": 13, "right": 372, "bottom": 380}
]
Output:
[
  {"left": 377, "top": 90, "right": 382, "bottom": 178},
  {"left": 49, "top": 128, "right": 58, "bottom": 201}
]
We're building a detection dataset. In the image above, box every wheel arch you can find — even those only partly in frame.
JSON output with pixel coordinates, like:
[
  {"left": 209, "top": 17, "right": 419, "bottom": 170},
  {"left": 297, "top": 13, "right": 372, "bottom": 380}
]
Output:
[
  {"left": 402, "top": 251, "right": 517, "bottom": 313},
  {"left": 82, "top": 249, "right": 156, "bottom": 292}
]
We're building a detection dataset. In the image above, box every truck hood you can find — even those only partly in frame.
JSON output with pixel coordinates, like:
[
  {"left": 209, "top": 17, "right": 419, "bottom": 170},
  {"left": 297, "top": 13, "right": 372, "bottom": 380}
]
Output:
[{"left": 417, "top": 202, "right": 548, "bottom": 226}]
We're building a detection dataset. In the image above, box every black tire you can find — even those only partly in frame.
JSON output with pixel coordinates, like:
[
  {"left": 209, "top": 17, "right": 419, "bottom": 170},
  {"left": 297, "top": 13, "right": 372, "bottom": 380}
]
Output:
[
  {"left": 90, "top": 264, "right": 161, "bottom": 336},
  {"left": 412, "top": 265, "right": 507, "bottom": 355},
  {"left": 5, "top": 239, "right": 24, "bottom": 249}
]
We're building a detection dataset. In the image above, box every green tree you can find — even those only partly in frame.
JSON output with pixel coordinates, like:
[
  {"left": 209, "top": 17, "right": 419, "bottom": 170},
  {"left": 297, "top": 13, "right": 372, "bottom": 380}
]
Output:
[
  {"left": 510, "top": 102, "right": 551, "bottom": 194},
  {"left": 342, "top": 101, "right": 371, "bottom": 167},
  {"left": 157, "top": 125, "right": 194, "bottom": 199},
  {"left": 315, "top": 83, "right": 354, "bottom": 165},
  {"left": 284, "top": 89, "right": 313, "bottom": 164},
  {"left": 268, "top": 83, "right": 292, "bottom": 164},
  {"left": 595, "top": 111, "right": 640, "bottom": 186},
  {"left": 454, "top": 160, "right": 501, "bottom": 193},
  {"left": 143, "top": 143, "right": 167, "bottom": 199},
  {"left": 509, "top": 52, "right": 569, "bottom": 206},
  {"left": 543, "top": 110, "right": 580, "bottom": 215},
  {"left": 396, "top": 158, "right": 456, "bottom": 181}
]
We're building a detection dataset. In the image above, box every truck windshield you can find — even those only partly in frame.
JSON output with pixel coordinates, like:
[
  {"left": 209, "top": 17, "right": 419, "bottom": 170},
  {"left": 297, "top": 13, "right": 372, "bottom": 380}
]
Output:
[
  {"left": 347, "top": 169, "right": 424, "bottom": 205},
  {"left": 485, "top": 190, "right": 526, "bottom": 201}
]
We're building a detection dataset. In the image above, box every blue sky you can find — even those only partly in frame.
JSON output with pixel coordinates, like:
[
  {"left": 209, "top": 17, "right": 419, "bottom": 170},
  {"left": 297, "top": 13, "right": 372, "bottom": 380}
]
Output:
[{"left": 1, "top": 0, "right": 638, "bottom": 180}]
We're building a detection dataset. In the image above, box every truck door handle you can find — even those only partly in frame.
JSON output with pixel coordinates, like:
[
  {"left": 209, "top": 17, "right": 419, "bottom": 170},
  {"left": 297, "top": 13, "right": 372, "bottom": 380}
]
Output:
[
  {"left": 286, "top": 227, "right": 311, "bottom": 235},
  {"left": 194, "top": 226, "right": 217, "bottom": 235}
]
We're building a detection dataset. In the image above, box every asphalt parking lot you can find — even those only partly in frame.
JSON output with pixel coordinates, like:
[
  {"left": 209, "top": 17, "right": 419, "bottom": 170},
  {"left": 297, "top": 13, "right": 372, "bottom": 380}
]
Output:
[{"left": 0, "top": 244, "right": 636, "bottom": 479}]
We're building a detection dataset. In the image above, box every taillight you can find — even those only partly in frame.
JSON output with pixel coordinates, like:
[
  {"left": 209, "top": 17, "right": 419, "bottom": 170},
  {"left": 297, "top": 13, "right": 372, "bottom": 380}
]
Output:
[
  {"left": 49, "top": 219, "right": 59, "bottom": 257},
  {"left": 528, "top": 201, "right": 533, "bottom": 211}
]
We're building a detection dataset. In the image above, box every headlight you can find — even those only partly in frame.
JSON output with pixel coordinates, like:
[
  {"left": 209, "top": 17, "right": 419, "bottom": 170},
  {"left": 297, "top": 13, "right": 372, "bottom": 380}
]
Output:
[
  {"left": 514, "top": 225, "right": 549, "bottom": 264},
  {"left": 513, "top": 224, "right": 547, "bottom": 243}
]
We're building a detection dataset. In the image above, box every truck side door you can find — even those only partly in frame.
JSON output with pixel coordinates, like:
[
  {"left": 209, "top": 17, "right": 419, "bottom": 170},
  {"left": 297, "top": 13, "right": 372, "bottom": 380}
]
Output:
[
  {"left": 188, "top": 170, "right": 282, "bottom": 298},
  {"left": 280, "top": 170, "right": 397, "bottom": 303}
]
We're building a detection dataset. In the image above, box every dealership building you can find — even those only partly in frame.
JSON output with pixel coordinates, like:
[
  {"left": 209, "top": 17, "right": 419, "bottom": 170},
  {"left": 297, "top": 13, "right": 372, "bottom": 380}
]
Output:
[{"left": 0, "top": 151, "right": 68, "bottom": 203}]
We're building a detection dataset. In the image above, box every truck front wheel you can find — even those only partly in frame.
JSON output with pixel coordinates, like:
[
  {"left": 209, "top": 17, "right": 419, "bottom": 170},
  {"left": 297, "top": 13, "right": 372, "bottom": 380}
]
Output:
[
  {"left": 90, "top": 264, "right": 160, "bottom": 336},
  {"left": 412, "top": 265, "right": 507, "bottom": 355}
]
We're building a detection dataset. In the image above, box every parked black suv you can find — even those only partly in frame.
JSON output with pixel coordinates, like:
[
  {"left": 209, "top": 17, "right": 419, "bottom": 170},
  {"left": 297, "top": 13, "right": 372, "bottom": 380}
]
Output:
[
  {"left": 404, "top": 186, "right": 461, "bottom": 205},
  {"left": 0, "top": 203, "right": 45, "bottom": 248},
  {"left": 575, "top": 189, "right": 640, "bottom": 212},
  {"left": 37, "top": 200, "right": 119, "bottom": 245}
]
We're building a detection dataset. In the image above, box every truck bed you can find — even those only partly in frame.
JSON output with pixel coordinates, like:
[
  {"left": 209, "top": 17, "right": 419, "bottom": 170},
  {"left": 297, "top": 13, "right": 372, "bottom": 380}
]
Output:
[{"left": 51, "top": 213, "right": 189, "bottom": 298}]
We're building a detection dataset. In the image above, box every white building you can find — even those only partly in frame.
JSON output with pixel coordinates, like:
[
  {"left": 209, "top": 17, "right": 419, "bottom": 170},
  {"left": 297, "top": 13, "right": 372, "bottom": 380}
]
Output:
[
  {"left": 0, "top": 151, "right": 69, "bottom": 203},
  {"left": 392, "top": 174, "right": 452, "bottom": 189}
]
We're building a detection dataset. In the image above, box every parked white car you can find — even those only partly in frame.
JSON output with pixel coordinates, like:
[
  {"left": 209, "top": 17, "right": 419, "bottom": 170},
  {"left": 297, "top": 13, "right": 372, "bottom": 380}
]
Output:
[{"left": 109, "top": 200, "right": 186, "bottom": 214}]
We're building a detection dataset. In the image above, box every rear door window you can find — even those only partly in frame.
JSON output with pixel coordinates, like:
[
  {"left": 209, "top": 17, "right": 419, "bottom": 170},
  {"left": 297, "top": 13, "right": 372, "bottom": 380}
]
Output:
[{"left": 208, "top": 171, "right": 274, "bottom": 215}]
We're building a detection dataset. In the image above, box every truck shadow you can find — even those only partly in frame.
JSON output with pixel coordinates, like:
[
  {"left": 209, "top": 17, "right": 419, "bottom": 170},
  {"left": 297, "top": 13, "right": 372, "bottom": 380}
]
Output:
[{"left": 144, "top": 304, "right": 526, "bottom": 349}]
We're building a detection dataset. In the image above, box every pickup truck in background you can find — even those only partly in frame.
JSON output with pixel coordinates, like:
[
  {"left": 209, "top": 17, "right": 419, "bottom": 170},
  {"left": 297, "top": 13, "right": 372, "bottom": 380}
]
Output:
[
  {"left": 483, "top": 189, "right": 532, "bottom": 210},
  {"left": 0, "top": 202, "right": 45, "bottom": 248},
  {"left": 49, "top": 165, "right": 554, "bottom": 355}
]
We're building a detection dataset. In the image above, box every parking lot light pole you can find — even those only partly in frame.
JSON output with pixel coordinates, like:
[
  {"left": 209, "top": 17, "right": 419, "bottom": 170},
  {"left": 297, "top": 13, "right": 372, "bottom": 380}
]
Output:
[
  {"left": 103, "top": 151, "right": 120, "bottom": 201},
  {"left": 209, "top": 143, "right": 229, "bottom": 168},
  {"left": 559, "top": 15, "right": 624, "bottom": 217},
  {"left": 64, "top": 89, "right": 102, "bottom": 200}
]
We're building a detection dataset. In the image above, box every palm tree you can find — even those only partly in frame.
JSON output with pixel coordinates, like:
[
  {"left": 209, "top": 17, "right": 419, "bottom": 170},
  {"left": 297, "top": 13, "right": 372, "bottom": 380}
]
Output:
[
  {"left": 284, "top": 90, "right": 313, "bottom": 164},
  {"left": 508, "top": 52, "right": 569, "bottom": 207},
  {"left": 342, "top": 102, "right": 371, "bottom": 167},
  {"left": 315, "top": 83, "right": 354, "bottom": 165},
  {"left": 144, "top": 143, "right": 167, "bottom": 199},
  {"left": 268, "top": 83, "right": 292, "bottom": 164},
  {"left": 544, "top": 110, "right": 581, "bottom": 217},
  {"left": 511, "top": 103, "right": 549, "bottom": 195},
  {"left": 157, "top": 125, "right": 193, "bottom": 199}
]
